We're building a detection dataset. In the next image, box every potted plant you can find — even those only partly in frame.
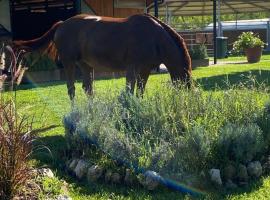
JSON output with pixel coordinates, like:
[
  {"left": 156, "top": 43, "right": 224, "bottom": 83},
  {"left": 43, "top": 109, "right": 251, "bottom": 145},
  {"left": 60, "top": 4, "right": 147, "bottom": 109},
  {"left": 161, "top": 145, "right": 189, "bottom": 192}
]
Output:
[
  {"left": 189, "top": 44, "right": 209, "bottom": 68},
  {"left": 232, "top": 32, "right": 265, "bottom": 63}
]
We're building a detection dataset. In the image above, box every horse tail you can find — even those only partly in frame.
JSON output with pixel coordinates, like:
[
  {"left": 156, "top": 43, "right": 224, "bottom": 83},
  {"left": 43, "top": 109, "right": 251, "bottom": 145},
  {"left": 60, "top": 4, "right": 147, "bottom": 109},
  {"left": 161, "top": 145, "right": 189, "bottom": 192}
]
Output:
[
  {"left": 145, "top": 14, "right": 192, "bottom": 77},
  {"left": 13, "top": 21, "right": 63, "bottom": 61}
]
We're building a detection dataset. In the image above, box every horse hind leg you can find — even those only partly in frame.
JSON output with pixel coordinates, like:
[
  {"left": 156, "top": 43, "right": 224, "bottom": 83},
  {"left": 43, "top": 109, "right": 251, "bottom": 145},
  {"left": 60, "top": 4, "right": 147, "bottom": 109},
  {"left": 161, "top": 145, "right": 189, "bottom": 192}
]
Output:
[
  {"left": 78, "top": 61, "right": 94, "bottom": 96},
  {"left": 62, "top": 60, "right": 76, "bottom": 101}
]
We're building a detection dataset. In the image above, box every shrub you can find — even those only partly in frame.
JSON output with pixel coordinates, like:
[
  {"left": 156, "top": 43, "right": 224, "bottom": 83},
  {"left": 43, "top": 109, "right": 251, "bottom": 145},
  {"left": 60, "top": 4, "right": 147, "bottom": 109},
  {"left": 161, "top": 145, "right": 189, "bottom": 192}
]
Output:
[
  {"left": 256, "top": 102, "right": 270, "bottom": 151},
  {"left": 25, "top": 52, "right": 58, "bottom": 72},
  {"left": 64, "top": 83, "right": 268, "bottom": 182},
  {"left": 189, "top": 44, "right": 208, "bottom": 60},
  {"left": 0, "top": 99, "right": 34, "bottom": 199},
  {"left": 214, "top": 123, "right": 264, "bottom": 166}
]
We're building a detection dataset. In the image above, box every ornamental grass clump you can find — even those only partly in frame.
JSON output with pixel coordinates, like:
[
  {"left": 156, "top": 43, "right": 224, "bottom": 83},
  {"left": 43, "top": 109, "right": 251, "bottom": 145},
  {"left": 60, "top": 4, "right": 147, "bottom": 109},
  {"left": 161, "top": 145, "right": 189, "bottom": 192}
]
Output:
[
  {"left": 0, "top": 99, "right": 34, "bottom": 199},
  {"left": 64, "top": 82, "right": 269, "bottom": 182}
]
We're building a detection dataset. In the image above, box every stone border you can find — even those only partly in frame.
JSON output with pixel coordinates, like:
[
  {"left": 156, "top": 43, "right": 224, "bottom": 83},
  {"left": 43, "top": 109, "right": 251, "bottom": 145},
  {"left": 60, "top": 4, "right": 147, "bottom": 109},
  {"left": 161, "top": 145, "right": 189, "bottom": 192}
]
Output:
[{"left": 63, "top": 116, "right": 202, "bottom": 196}]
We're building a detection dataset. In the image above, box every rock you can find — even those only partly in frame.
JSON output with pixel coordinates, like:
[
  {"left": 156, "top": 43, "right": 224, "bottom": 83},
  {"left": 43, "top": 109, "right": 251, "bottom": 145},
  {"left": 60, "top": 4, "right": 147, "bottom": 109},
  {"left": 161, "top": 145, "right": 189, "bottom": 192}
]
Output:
[
  {"left": 263, "top": 160, "right": 270, "bottom": 174},
  {"left": 209, "top": 169, "right": 222, "bottom": 186},
  {"left": 74, "top": 160, "right": 88, "bottom": 179},
  {"left": 111, "top": 173, "right": 121, "bottom": 184},
  {"left": 105, "top": 170, "right": 112, "bottom": 183},
  {"left": 38, "top": 168, "right": 54, "bottom": 178},
  {"left": 225, "top": 179, "right": 238, "bottom": 190},
  {"left": 55, "top": 195, "right": 71, "bottom": 200},
  {"left": 143, "top": 171, "right": 160, "bottom": 190},
  {"left": 69, "top": 159, "right": 79, "bottom": 171},
  {"left": 87, "top": 165, "right": 104, "bottom": 182},
  {"left": 124, "top": 169, "right": 136, "bottom": 185},
  {"left": 56, "top": 195, "right": 72, "bottom": 200},
  {"left": 223, "top": 164, "right": 236, "bottom": 180},
  {"left": 237, "top": 164, "right": 248, "bottom": 182},
  {"left": 247, "top": 161, "right": 262, "bottom": 178}
]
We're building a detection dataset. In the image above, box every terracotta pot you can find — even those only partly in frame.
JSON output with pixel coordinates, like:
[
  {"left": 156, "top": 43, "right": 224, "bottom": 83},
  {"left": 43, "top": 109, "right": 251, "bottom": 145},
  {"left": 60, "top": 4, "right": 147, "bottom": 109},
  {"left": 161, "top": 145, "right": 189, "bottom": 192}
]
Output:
[{"left": 245, "top": 47, "right": 262, "bottom": 63}]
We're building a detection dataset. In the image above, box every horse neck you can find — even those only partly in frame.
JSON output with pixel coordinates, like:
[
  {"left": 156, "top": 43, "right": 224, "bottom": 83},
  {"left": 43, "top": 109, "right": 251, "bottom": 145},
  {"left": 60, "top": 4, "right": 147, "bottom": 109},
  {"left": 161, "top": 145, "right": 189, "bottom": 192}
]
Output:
[
  {"left": 164, "top": 53, "right": 191, "bottom": 87},
  {"left": 162, "top": 45, "right": 187, "bottom": 77}
]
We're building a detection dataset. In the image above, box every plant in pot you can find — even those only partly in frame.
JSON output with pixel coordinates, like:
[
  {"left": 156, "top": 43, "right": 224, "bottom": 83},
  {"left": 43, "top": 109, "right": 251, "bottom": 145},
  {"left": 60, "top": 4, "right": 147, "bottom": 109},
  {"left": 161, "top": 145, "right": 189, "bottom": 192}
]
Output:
[
  {"left": 232, "top": 32, "right": 265, "bottom": 63},
  {"left": 189, "top": 44, "right": 209, "bottom": 68}
]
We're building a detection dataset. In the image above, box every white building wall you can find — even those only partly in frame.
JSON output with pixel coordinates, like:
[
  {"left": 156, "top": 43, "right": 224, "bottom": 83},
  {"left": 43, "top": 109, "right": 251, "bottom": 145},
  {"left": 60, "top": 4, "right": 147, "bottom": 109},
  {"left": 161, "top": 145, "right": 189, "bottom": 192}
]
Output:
[{"left": 0, "top": 0, "right": 11, "bottom": 31}]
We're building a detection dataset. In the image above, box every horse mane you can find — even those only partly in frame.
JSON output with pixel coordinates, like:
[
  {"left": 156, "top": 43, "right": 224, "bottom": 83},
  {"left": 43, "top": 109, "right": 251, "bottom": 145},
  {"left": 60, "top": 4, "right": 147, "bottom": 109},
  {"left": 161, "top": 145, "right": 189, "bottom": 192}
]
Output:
[
  {"left": 145, "top": 14, "right": 192, "bottom": 76},
  {"left": 13, "top": 21, "right": 63, "bottom": 61}
]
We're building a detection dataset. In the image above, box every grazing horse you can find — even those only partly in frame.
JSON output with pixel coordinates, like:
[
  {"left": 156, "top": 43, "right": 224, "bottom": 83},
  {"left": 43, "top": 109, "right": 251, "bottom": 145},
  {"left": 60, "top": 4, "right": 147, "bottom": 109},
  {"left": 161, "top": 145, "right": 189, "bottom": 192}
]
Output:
[{"left": 13, "top": 14, "right": 192, "bottom": 100}]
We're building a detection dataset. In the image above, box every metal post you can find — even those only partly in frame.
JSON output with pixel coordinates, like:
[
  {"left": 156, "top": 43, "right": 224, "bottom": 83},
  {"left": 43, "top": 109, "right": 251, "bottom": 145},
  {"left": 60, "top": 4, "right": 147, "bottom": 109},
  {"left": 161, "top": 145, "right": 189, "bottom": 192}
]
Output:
[
  {"left": 267, "top": 20, "right": 270, "bottom": 51},
  {"left": 154, "top": 0, "right": 159, "bottom": 72},
  {"left": 213, "top": 0, "right": 217, "bottom": 64},
  {"left": 165, "top": 3, "right": 168, "bottom": 24},
  {"left": 154, "top": 0, "right": 158, "bottom": 18},
  {"left": 217, "top": 0, "right": 222, "bottom": 37}
]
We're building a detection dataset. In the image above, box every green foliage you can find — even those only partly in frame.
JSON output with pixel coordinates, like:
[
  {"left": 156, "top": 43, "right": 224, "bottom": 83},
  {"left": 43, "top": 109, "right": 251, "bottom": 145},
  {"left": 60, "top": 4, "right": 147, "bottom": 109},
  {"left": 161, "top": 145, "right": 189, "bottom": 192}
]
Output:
[
  {"left": 164, "top": 12, "right": 270, "bottom": 30},
  {"left": 8, "top": 54, "right": 270, "bottom": 199},
  {"left": 256, "top": 102, "right": 270, "bottom": 150},
  {"left": 232, "top": 32, "right": 265, "bottom": 54},
  {"left": 0, "top": 99, "right": 34, "bottom": 199},
  {"left": 189, "top": 44, "right": 208, "bottom": 60},
  {"left": 39, "top": 176, "right": 63, "bottom": 199},
  {"left": 25, "top": 52, "right": 58, "bottom": 72},
  {"left": 214, "top": 123, "right": 264, "bottom": 166},
  {"left": 65, "top": 82, "right": 268, "bottom": 180}
]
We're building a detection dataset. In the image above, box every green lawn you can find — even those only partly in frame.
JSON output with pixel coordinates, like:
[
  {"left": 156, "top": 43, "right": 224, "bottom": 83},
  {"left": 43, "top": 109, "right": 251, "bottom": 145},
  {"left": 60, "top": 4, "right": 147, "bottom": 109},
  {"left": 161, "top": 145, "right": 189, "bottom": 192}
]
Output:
[{"left": 3, "top": 55, "right": 270, "bottom": 200}]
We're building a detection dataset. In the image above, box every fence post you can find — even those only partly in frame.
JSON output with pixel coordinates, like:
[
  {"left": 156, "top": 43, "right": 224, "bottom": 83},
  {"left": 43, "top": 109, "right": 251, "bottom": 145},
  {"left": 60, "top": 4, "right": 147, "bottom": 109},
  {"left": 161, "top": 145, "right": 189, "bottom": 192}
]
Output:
[{"left": 267, "top": 20, "right": 270, "bottom": 51}]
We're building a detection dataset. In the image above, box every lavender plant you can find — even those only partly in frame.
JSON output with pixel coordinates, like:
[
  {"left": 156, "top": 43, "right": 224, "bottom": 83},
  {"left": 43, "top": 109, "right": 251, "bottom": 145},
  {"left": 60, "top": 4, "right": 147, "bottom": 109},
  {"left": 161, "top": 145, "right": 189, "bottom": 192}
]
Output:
[{"left": 64, "top": 82, "right": 269, "bottom": 182}]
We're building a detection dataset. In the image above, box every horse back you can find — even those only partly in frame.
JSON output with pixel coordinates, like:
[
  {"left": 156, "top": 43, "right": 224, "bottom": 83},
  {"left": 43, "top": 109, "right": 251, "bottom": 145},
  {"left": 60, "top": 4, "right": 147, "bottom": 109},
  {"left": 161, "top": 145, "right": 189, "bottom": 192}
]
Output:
[{"left": 54, "top": 14, "right": 171, "bottom": 70}]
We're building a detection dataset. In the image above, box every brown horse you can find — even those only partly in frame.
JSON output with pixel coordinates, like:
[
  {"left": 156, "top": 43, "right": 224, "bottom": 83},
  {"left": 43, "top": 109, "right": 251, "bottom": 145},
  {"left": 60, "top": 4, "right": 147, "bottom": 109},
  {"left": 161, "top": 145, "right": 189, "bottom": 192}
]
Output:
[{"left": 14, "top": 14, "right": 192, "bottom": 100}]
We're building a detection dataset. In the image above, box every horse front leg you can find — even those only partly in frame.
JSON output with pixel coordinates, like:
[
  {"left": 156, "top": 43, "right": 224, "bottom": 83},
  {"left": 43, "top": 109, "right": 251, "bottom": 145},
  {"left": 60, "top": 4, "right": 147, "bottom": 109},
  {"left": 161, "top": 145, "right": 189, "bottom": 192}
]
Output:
[
  {"left": 126, "top": 66, "right": 137, "bottom": 94},
  {"left": 136, "top": 68, "right": 151, "bottom": 97},
  {"left": 78, "top": 62, "right": 94, "bottom": 96}
]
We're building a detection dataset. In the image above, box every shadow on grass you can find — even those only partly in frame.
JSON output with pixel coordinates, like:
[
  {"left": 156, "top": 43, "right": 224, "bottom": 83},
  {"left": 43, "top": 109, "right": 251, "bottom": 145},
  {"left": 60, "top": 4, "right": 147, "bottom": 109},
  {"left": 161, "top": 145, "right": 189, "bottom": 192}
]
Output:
[
  {"left": 196, "top": 69, "right": 270, "bottom": 90},
  {"left": 32, "top": 134, "right": 187, "bottom": 199},
  {"left": 15, "top": 75, "right": 125, "bottom": 91},
  {"left": 16, "top": 69, "right": 270, "bottom": 93}
]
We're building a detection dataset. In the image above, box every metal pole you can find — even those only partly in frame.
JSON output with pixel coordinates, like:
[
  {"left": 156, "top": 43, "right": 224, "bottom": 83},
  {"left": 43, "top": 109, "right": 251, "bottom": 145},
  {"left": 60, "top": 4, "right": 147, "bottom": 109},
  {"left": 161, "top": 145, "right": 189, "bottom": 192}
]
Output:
[
  {"left": 154, "top": 0, "right": 159, "bottom": 72},
  {"left": 154, "top": 0, "right": 158, "bottom": 18},
  {"left": 217, "top": 0, "right": 222, "bottom": 37},
  {"left": 267, "top": 20, "right": 270, "bottom": 51},
  {"left": 213, "top": 0, "right": 217, "bottom": 64},
  {"left": 165, "top": 3, "right": 168, "bottom": 24}
]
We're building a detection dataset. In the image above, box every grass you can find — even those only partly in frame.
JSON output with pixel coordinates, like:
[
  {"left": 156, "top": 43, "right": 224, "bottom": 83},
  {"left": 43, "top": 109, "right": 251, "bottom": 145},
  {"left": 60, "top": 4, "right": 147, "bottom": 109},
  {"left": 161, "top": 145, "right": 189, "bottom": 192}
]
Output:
[{"left": 2, "top": 55, "right": 270, "bottom": 199}]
